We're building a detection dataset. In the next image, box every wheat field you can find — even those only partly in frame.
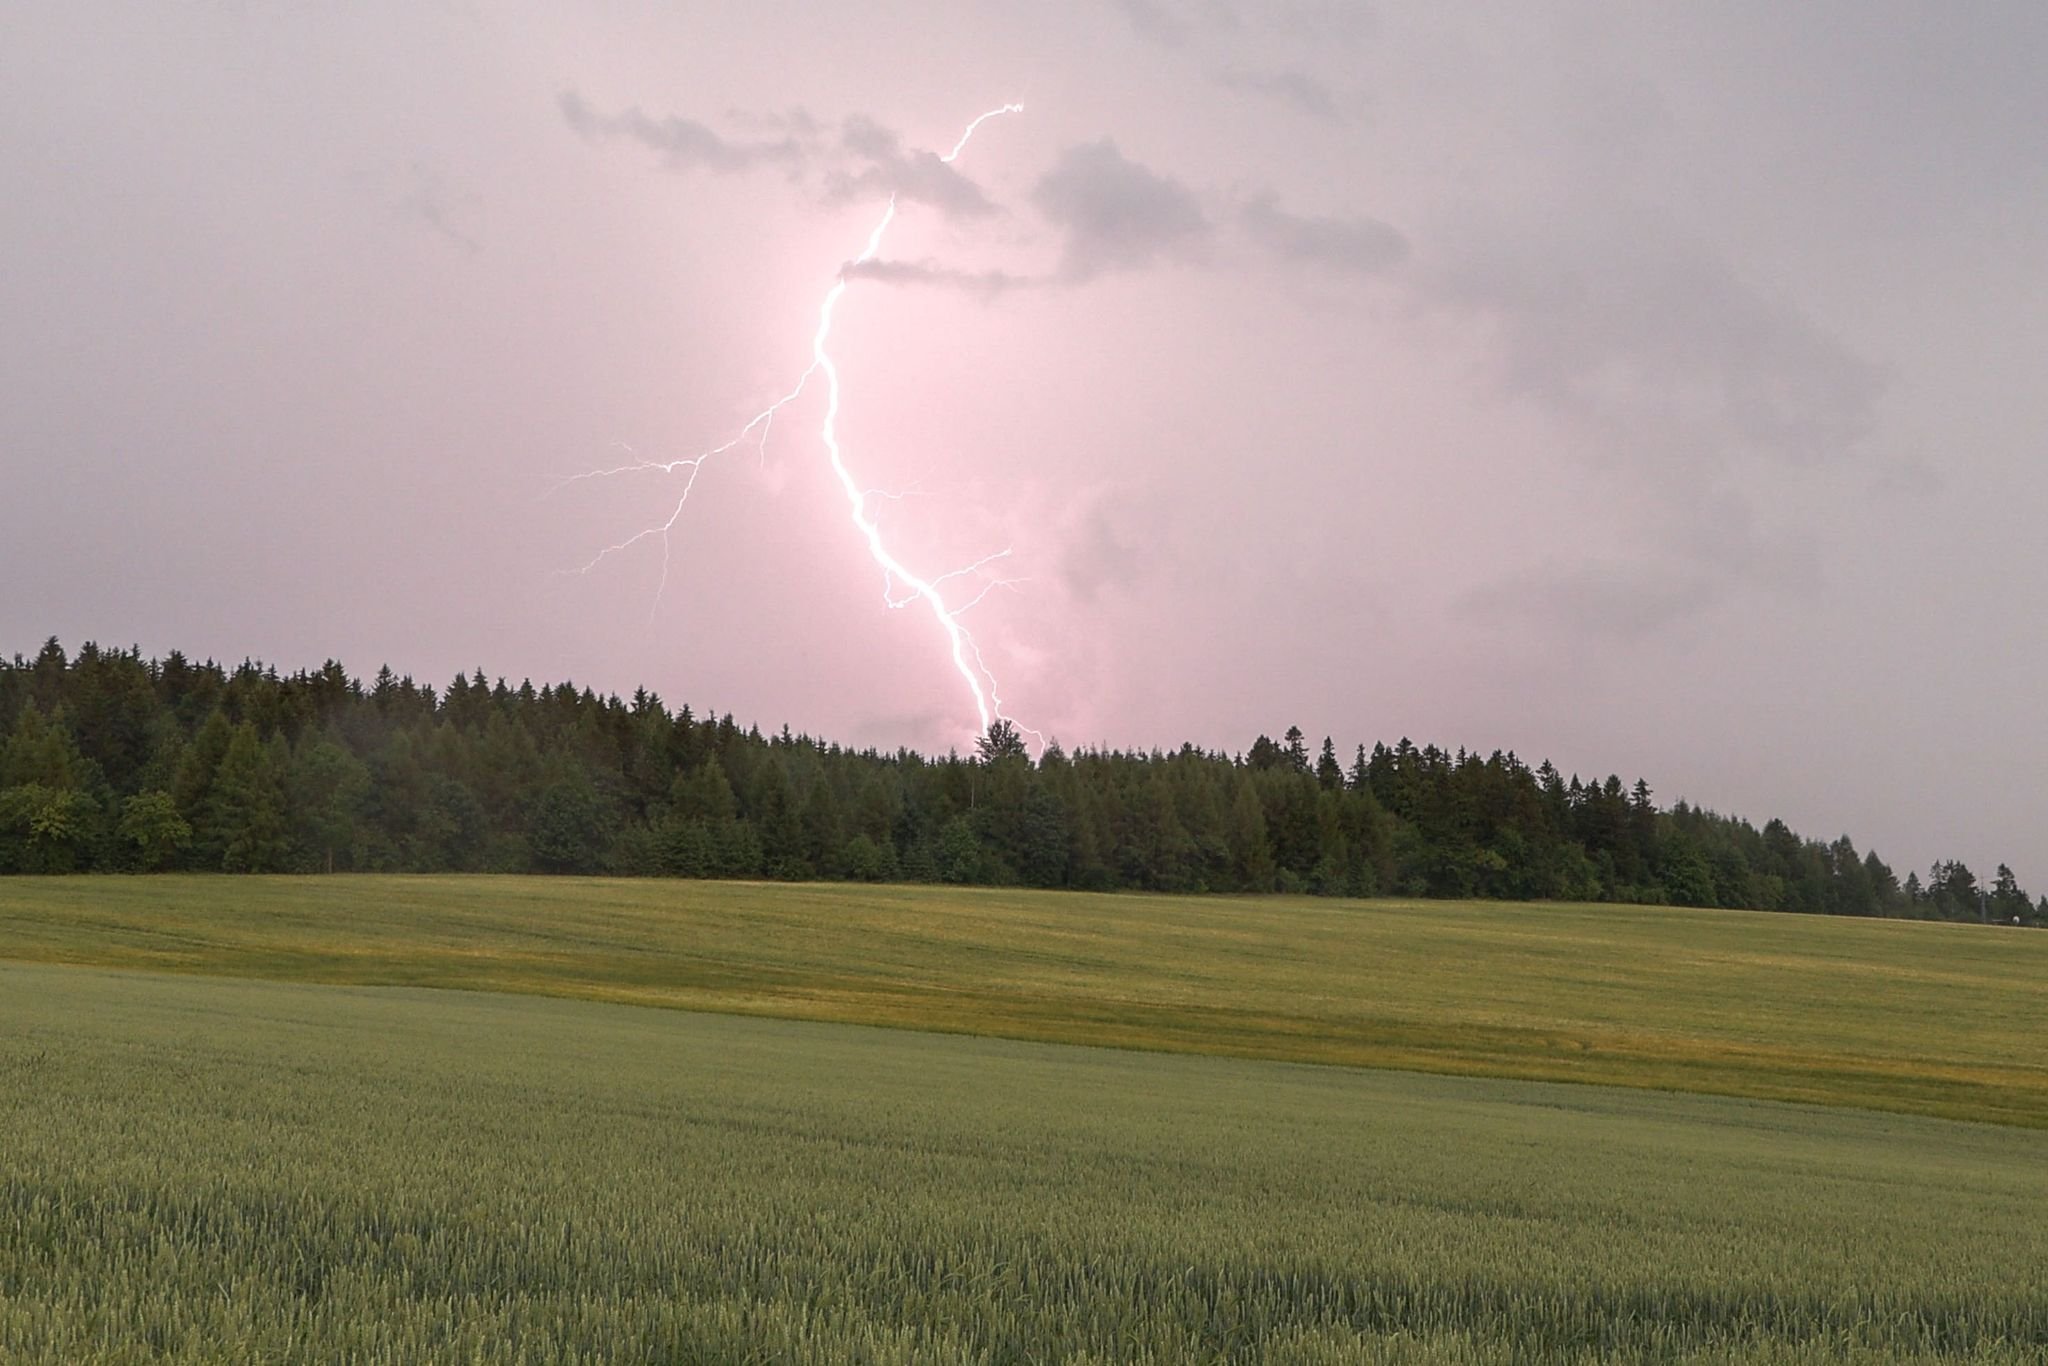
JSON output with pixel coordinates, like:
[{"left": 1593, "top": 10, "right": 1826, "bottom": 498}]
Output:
[
  {"left": 1, "top": 875, "right": 2043, "bottom": 1124},
  {"left": 2, "top": 961, "right": 2045, "bottom": 1363}
]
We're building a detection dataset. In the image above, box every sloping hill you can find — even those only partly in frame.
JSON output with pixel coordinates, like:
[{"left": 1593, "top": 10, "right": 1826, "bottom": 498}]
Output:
[
  {"left": 4, "top": 963, "right": 2045, "bottom": 1362},
  {"left": 3, "top": 876, "right": 2043, "bottom": 1125}
]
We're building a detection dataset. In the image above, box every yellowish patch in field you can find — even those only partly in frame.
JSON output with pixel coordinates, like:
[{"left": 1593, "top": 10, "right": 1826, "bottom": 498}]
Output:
[{"left": 1, "top": 875, "right": 2043, "bottom": 1125}]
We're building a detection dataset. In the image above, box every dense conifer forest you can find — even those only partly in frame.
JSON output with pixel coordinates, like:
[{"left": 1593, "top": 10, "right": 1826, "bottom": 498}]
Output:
[{"left": 1, "top": 640, "right": 2039, "bottom": 925}]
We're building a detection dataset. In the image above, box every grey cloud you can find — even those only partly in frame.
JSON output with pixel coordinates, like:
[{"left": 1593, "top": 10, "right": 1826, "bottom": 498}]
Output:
[
  {"left": 853, "top": 159, "right": 1410, "bottom": 296},
  {"left": 1061, "top": 503, "right": 1146, "bottom": 603},
  {"left": 398, "top": 161, "right": 480, "bottom": 256},
  {"left": 1459, "top": 481, "right": 1823, "bottom": 643},
  {"left": 1670, "top": 486, "right": 1823, "bottom": 594},
  {"left": 1434, "top": 225, "right": 1884, "bottom": 469},
  {"left": 1428, "top": 220, "right": 1873, "bottom": 653},
  {"left": 722, "top": 106, "right": 821, "bottom": 139},
  {"left": 1109, "top": 0, "right": 1198, "bottom": 48},
  {"left": 1262, "top": 0, "right": 1374, "bottom": 47},
  {"left": 1110, "top": 0, "right": 1364, "bottom": 53},
  {"left": 1214, "top": 66, "right": 1341, "bottom": 121},
  {"left": 1872, "top": 458, "right": 1944, "bottom": 498},
  {"left": 1240, "top": 194, "right": 1407, "bottom": 273},
  {"left": 840, "top": 258, "right": 1031, "bottom": 298},
  {"left": 1458, "top": 561, "right": 1722, "bottom": 642},
  {"left": 826, "top": 116, "right": 997, "bottom": 218},
  {"left": 561, "top": 96, "right": 995, "bottom": 220},
  {"left": 840, "top": 117, "right": 900, "bottom": 162},
  {"left": 558, "top": 90, "right": 807, "bottom": 173},
  {"left": 1032, "top": 140, "right": 1209, "bottom": 281}
]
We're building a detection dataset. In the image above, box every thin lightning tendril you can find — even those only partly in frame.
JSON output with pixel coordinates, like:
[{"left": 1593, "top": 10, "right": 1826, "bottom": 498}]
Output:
[
  {"left": 564, "top": 103, "right": 1034, "bottom": 742},
  {"left": 888, "top": 548, "right": 1010, "bottom": 608}
]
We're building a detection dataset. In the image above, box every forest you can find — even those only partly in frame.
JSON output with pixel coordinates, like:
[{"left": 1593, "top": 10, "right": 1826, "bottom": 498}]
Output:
[{"left": 0, "top": 639, "right": 2039, "bottom": 925}]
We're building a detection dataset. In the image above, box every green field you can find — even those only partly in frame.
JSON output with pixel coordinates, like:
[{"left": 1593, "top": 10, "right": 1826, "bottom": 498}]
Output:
[
  {"left": 4, "top": 877, "right": 2046, "bottom": 1360},
  {"left": 1, "top": 876, "right": 2043, "bottom": 1126},
  {"left": 3, "top": 962, "right": 2045, "bottom": 1363}
]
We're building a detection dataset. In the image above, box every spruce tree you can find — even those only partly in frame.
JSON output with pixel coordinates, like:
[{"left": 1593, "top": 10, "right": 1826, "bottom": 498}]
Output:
[{"left": 211, "top": 723, "right": 292, "bottom": 872}]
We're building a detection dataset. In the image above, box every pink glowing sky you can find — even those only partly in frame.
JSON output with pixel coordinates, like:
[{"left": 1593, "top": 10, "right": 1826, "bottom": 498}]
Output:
[{"left": 4, "top": 2, "right": 2045, "bottom": 886}]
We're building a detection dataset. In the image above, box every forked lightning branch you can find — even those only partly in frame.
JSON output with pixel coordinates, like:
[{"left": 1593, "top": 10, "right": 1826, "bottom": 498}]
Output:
[{"left": 564, "top": 104, "right": 1034, "bottom": 744}]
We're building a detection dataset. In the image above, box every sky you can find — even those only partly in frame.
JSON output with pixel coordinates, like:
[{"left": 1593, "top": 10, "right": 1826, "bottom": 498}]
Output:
[{"left": 3, "top": 2, "right": 2043, "bottom": 888}]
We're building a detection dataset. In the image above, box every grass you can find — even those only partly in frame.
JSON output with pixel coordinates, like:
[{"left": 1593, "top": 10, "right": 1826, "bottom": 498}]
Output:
[
  {"left": 0, "top": 876, "right": 2044, "bottom": 1126},
  {"left": 2, "top": 962, "right": 2044, "bottom": 1363}
]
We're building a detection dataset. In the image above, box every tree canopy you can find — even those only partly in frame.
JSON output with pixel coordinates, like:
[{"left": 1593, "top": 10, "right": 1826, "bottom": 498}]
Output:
[{"left": 0, "top": 639, "right": 2035, "bottom": 928}]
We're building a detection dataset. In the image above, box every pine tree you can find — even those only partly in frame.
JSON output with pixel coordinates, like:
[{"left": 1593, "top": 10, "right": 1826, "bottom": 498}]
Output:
[
  {"left": 527, "top": 773, "right": 608, "bottom": 874},
  {"left": 1315, "top": 737, "right": 1344, "bottom": 791},
  {"left": 1990, "top": 864, "right": 2030, "bottom": 923},
  {"left": 799, "top": 780, "right": 844, "bottom": 875},
  {"left": 211, "top": 723, "right": 292, "bottom": 872},
  {"left": 1227, "top": 779, "right": 1274, "bottom": 891},
  {"left": 173, "top": 711, "right": 234, "bottom": 867},
  {"left": 975, "top": 719, "right": 1029, "bottom": 765},
  {"left": 0, "top": 702, "right": 88, "bottom": 790},
  {"left": 290, "top": 738, "right": 370, "bottom": 873}
]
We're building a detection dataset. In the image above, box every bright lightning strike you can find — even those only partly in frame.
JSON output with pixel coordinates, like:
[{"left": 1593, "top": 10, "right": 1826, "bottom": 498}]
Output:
[{"left": 564, "top": 103, "right": 1034, "bottom": 743}]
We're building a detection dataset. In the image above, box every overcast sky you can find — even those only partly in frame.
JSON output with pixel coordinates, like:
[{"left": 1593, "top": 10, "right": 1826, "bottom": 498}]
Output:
[{"left": 3, "top": 2, "right": 2043, "bottom": 887}]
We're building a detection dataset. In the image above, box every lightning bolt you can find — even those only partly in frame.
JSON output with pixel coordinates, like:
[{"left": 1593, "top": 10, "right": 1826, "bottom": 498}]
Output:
[{"left": 563, "top": 102, "right": 1033, "bottom": 744}]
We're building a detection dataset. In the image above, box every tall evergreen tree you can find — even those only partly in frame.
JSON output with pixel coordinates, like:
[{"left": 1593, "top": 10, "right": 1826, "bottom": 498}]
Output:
[
  {"left": 211, "top": 723, "right": 292, "bottom": 872},
  {"left": 1315, "top": 737, "right": 1344, "bottom": 792}
]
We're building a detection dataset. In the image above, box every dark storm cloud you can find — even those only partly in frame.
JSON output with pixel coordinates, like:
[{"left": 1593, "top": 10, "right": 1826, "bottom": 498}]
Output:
[
  {"left": 1031, "top": 140, "right": 1209, "bottom": 281},
  {"left": 1239, "top": 194, "right": 1406, "bottom": 273},
  {"left": 1264, "top": 1, "right": 1373, "bottom": 47},
  {"left": 397, "top": 161, "right": 481, "bottom": 256},
  {"left": 557, "top": 91, "right": 808, "bottom": 173},
  {"left": 560, "top": 95, "right": 1000, "bottom": 221},
  {"left": 722, "top": 106, "right": 822, "bottom": 139},
  {"left": 1458, "top": 562, "right": 1722, "bottom": 643},
  {"left": 1213, "top": 66, "right": 1340, "bottom": 121},
  {"left": 1060, "top": 502, "right": 1146, "bottom": 603},
  {"left": 1110, "top": 0, "right": 1367, "bottom": 57},
  {"left": 1456, "top": 480, "right": 1825, "bottom": 642},
  {"left": 825, "top": 116, "right": 998, "bottom": 218},
  {"left": 1433, "top": 223, "right": 1885, "bottom": 470},
  {"left": 1415, "top": 218, "right": 1881, "bottom": 651},
  {"left": 1108, "top": 0, "right": 1199, "bottom": 48},
  {"left": 839, "top": 257, "right": 1030, "bottom": 298},
  {"left": 850, "top": 171, "right": 1409, "bottom": 295},
  {"left": 850, "top": 143, "right": 1222, "bottom": 295},
  {"left": 1456, "top": 514, "right": 1825, "bottom": 643}
]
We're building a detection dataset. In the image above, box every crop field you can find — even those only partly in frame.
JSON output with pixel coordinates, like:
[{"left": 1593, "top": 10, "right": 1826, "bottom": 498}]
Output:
[
  {"left": 2, "top": 962, "right": 2045, "bottom": 1363},
  {"left": 1, "top": 876, "right": 2044, "bottom": 1125}
]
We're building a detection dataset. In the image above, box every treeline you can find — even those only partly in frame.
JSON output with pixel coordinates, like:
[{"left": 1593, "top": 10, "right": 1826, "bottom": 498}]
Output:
[{"left": 0, "top": 640, "right": 2040, "bottom": 926}]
